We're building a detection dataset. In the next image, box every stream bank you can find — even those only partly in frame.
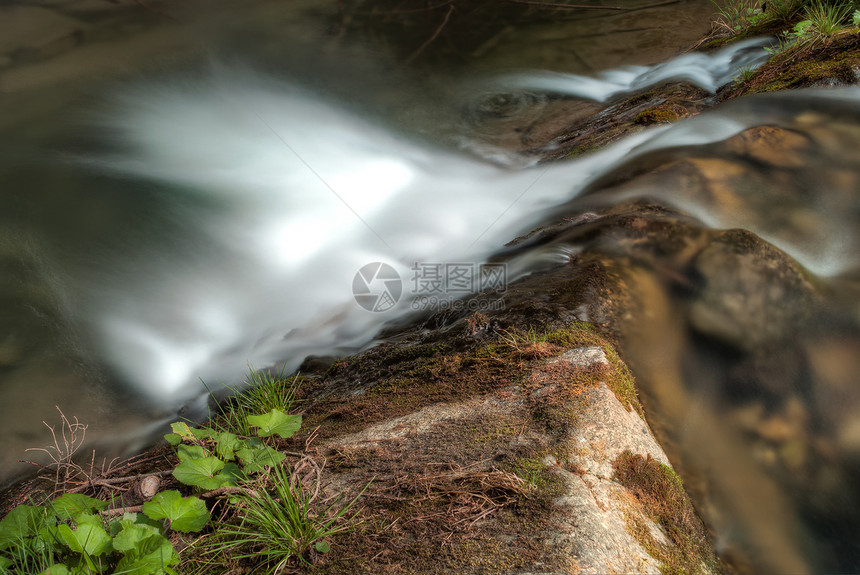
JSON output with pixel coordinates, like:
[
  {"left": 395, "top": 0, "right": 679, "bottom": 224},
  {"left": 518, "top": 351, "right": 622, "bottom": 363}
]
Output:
[{"left": 4, "top": 5, "right": 860, "bottom": 574}]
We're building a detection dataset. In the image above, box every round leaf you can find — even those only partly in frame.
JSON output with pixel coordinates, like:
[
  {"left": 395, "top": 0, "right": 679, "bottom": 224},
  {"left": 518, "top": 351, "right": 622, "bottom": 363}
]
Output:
[
  {"left": 163, "top": 433, "right": 182, "bottom": 447},
  {"left": 50, "top": 494, "right": 107, "bottom": 521},
  {"left": 176, "top": 444, "right": 208, "bottom": 462},
  {"left": 56, "top": 523, "right": 113, "bottom": 556},
  {"left": 173, "top": 456, "right": 225, "bottom": 490},
  {"left": 112, "top": 522, "right": 162, "bottom": 553},
  {"left": 236, "top": 444, "right": 286, "bottom": 475},
  {"left": 247, "top": 409, "right": 302, "bottom": 438},
  {"left": 0, "top": 505, "right": 50, "bottom": 550},
  {"left": 142, "top": 491, "right": 210, "bottom": 533}
]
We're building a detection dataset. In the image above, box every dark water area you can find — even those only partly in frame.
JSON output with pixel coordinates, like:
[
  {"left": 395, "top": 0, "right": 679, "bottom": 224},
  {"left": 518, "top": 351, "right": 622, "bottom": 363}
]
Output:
[{"left": 2, "top": 1, "right": 860, "bottom": 573}]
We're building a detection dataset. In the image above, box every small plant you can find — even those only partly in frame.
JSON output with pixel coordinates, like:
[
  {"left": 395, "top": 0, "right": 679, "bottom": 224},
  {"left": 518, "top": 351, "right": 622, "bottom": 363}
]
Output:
[
  {"left": 211, "top": 368, "right": 301, "bottom": 437},
  {"left": 497, "top": 328, "right": 556, "bottom": 359},
  {"left": 734, "top": 66, "right": 757, "bottom": 83},
  {"left": 1, "top": 368, "right": 363, "bottom": 573},
  {"left": 805, "top": 0, "right": 852, "bottom": 34},
  {"left": 712, "top": 0, "right": 764, "bottom": 32},
  {"left": 786, "top": 0, "right": 853, "bottom": 45},
  {"left": 201, "top": 463, "right": 364, "bottom": 572},
  {"left": 164, "top": 407, "right": 302, "bottom": 490},
  {"left": 766, "top": 0, "right": 804, "bottom": 22},
  {"left": 0, "top": 491, "right": 208, "bottom": 574}
]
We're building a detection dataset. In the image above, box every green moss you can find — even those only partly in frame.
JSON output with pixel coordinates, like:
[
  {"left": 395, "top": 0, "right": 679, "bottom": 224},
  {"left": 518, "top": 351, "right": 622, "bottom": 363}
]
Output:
[
  {"left": 613, "top": 451, "right": 720, "bottom": 575},
  {"left": 724, "top": 33, "right": 860, "bottom": 99},
  {"left": 633, "top": 107, "right": 680, "bottom": 125},
  {"left": 565, "top": 142, "right": 603, "bottom": 158},
  {"left": 471, "top": 422, "right": 523, "bottom": 444},
  {"left": 602, "top": 345, "right": 644, "bottom": 417},
  {"left": 510, "top": 457, "right": 547, "bottom": 487},
  {"left": 543, "top": 321, "right": 603, "bottom": 347}
]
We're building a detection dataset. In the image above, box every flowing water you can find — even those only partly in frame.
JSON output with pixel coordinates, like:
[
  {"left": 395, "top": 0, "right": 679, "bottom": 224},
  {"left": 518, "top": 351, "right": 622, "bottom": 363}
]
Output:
[{"left": 2, "top": 0, "right": 860, "bottom": 573}]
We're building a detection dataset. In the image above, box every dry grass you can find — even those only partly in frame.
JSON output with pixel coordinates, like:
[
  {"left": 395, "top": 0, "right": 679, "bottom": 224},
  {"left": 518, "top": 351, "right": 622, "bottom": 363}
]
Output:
[{"left": 370, "top": 463, "right": 533, "bottom": 530}]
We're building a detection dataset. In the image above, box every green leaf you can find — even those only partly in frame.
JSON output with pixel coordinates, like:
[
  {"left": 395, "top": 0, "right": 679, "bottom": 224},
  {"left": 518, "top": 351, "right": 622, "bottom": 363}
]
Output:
[
  {"left": 112, "top": 521, "right": 162, "bottom": 553},
  {"left": 314, "top": 540, "right": 331, "bottom": 553},
  {"left": 142, "top": 491, "right": 210, "bottom": 533},
  {"left": 50, "top": 494, "right": 107, "bottom": 521},
  {"left": 40, "top": 566, "right": 71, "bottom": 575},
  {"left": 0, "top": 556, "right": 13, "bottom": 569},
  {"left": 116, "top": 548, "right": 178, "bottom": 575},
  {"left": 164, "top": 433, "right": 182, "bottom": 446},
  {"left": 236, "top": 444, "right": 286, "bottom": 475},
  {"left": 71, "top": 513, "right": 103, "bottom": 528},
  {"left": 247, "top": 409, "right": 302, "bottom": 438},
  {"left": 36, "top": 524, "right": 63, "bottom": 554},
  {"left": 853, "top": 9, "right": 860, "bottom": 25},
  {"left": 173, "top": 456, "right": 226, "bottom": 489},
  {"left": 218, "top": 462, "right": 243, "bottom": 486},
  {"left": 176, "top": 444, "right": 208, "bottom": 462},
  {"left": 214, "top": 431, "right": 242, "bottom": 461},
  {"left": 169, "top": 422, "right": 196, "bottom": 440},
  {"left": 56, "top": 523, "right": 113, "bottom": 556},
  {"left": 190, "top": 427, "right": 214, "bottom": 441},
  {"left": 0, "top": 505, "right": 52, "bottom": 551},
  {"left": 115, "top": 530, "right": 178, "bottom": 574},
  {"left": 793, "top": 19, "right": 812, "bottom": 35}
]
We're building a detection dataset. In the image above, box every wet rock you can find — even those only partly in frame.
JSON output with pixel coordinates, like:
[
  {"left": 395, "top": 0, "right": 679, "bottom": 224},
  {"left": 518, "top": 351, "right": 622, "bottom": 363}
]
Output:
[
  {"left": 688, "top": 229, "right": 815, "bottom": 351},
  {"left": 723, "top": 125, "right": 810, "bottom": 169}
]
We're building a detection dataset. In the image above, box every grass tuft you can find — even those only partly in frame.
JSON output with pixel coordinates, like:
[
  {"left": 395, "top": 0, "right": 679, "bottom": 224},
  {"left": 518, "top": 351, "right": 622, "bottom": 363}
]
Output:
[
  {"left": 212, "top": 367, "right": 302, "bottom": 436},
  {"left": 803, "top": 0, "right": 853, "bottom": 36},
  {"left": 196, "top": 462, "right": 363, "bottom": 573}
]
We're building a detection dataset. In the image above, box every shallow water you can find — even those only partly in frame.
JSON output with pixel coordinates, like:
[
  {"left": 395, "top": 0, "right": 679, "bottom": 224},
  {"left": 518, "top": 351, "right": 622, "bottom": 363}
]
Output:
[
  {"left": 0, "top": 0, "right": 717, "bottom": 484},
  {"left": 2, "top": 1, "right": 860, "bottom": 573}
]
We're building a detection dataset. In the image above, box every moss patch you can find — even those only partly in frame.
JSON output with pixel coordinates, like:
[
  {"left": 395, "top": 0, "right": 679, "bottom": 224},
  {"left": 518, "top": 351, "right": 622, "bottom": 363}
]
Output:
[
  {"left": 722, "top": 32, "right": 860, "bottom": 99},
  {"left": 634, "top": 106, "right": 682, "bottom": 125},
  {"left": 613, "top": 451, "right": 720, "bottom": 575}
]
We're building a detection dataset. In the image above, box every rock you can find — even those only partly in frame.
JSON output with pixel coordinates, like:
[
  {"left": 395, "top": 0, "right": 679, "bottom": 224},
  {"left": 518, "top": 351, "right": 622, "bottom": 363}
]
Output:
[
  {"left": 135, "top": 475, "right": 160, "bottom": 500},
  {"left": 567, "top": 384, "right": 669, "bottom": 479},
  {"left": 549, "top": 383, "right": 676, "bottom": 575},
  {"left": 554, "top": 346, "right": 607, "bottom": 369},
  {"left": 310, "top": 327, "right": 718, "bottom": 574},
  {"left": 688, "top": 229, "right": 815, "bottom": 351}
]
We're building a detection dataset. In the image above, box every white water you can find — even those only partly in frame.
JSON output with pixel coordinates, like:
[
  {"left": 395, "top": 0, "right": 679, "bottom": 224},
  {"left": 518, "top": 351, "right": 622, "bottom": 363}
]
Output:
[
  {"left": 489, "top": 38, "right": 771, "bottom": 102},
  {"left": 72, "top": 42, "right": 782, "bottom": 401}
]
